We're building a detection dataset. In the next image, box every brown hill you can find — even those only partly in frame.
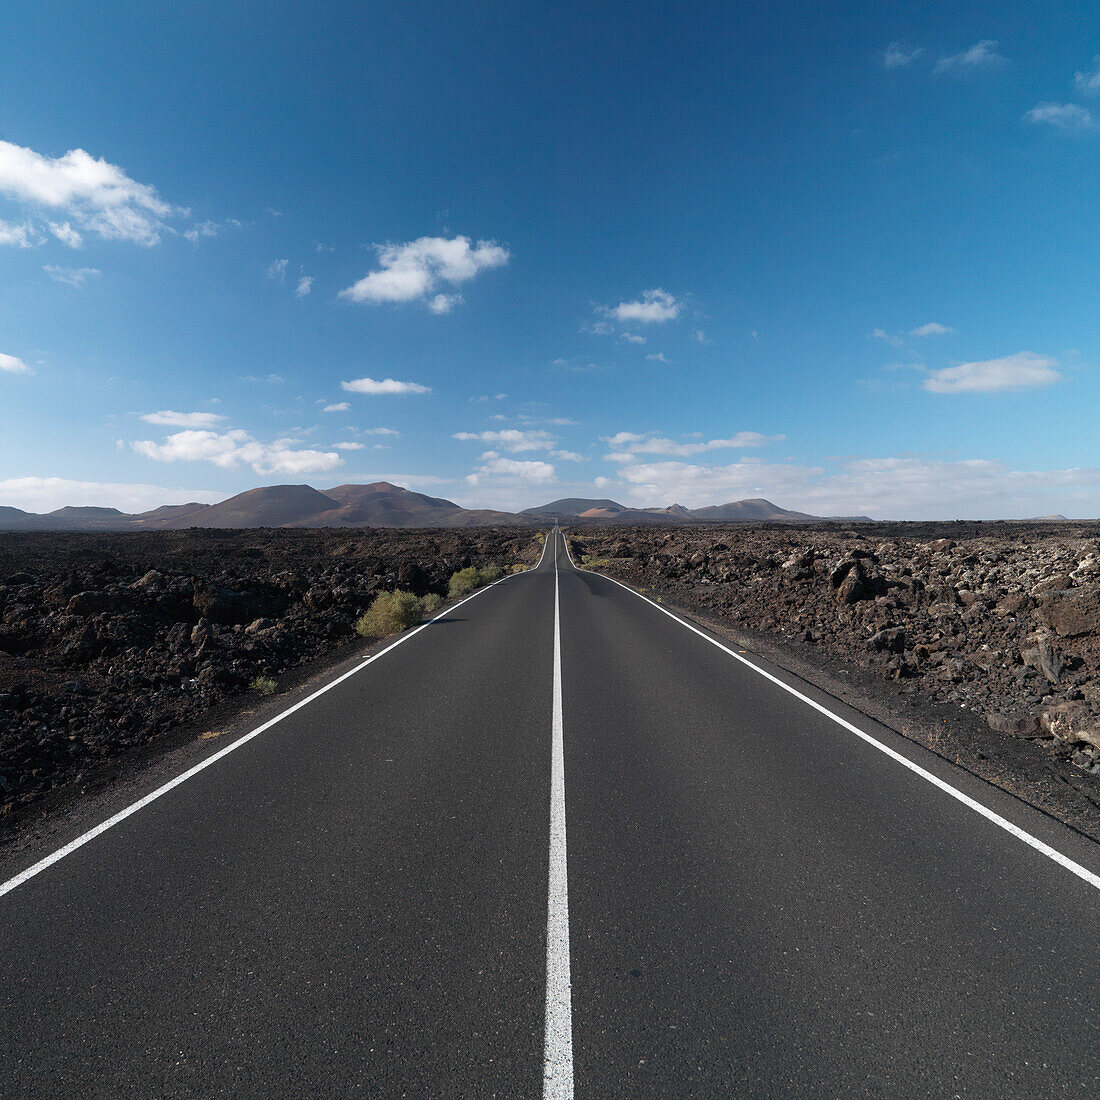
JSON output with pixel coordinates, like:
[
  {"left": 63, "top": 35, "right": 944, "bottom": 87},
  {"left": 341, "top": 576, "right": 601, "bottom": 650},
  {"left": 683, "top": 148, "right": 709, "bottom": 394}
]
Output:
[
  {"left": 186, "top": 484, "right": 339, "bottom": 528},
  {"left": 690, "top": 498, "right": 822, "bottom": 522},
  {"left": 133, "top": 502, "right": 213, "bottom": 528}
]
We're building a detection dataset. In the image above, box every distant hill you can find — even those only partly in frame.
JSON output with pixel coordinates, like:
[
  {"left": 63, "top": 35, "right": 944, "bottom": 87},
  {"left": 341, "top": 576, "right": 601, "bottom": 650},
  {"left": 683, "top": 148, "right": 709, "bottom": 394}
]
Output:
[
  {"left": 290, "top": 483, "right": 524, "bottom": 528},
  {"left": 522, "top": 498, "right": 626, "bottom": 516},
  {"left": 188, "top": 484, "right": 338, "bottom": 528},
  {"left": 690, "top": 498, "right": 822, "bottom": 522},
  {"left": 0, "top": 485, "right": 872, "bottom": 531}
]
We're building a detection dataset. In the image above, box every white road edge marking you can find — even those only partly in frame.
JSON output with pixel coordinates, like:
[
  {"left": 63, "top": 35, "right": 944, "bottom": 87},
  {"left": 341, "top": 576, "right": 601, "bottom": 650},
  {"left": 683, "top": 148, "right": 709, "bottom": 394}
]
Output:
[
  {"left": 543, "top": 528, "right": 574, "bottom": 1099},
  {"left": 0, "top": 572, "right": 521, "bottom": 901},
  {"left": 561, "top": 534, "right": 1100, "bottom": 893}
]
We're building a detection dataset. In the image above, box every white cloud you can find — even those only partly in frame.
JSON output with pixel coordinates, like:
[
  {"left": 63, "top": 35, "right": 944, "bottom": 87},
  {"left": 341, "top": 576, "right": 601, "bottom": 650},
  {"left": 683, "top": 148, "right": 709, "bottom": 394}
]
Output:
[
  {"left": 454, "top": 429, "right": 557, "bottom": 452},
  {"left": 43, "top": 264, "right": 100, "bottom": 287},
  {"left": 909, "top": 321, "right": 954, "bottom": 336},
  {"left": 923, "top": 351, "right": 1062, "bottom": 394},
  {"left": 295, "top": 275, "right": 314, "bottom": 297},
  {"left": 882, "top": 42, "right": 924, "bottom": 69},
  {"left": 466, "top": 455, "right": 556, "bottom": 486},
  {"left": 581, "top": 320, "right": 615, "bottom": 336},
  {"left": 610, "top": 455, "right": 1100, "bottom": 520},
  {"left": 0, "top": 219, "right": 36, "bottom": 247},
  {"left": 47, "top": 221, "right": 82, "bottom": 248},
  {"left": 604, "top": 430, "right": 784, "bottom": 459},
  {"left": 132, "top": 429, "right": 343, "bottom": 476},
  {"left": 620, "top": 333, "right": 646, "bottom": 344},
  {"left": 183, "top": 220, "right": 220, "bottom": 243},
  {"left": 1023, "top": 102, "right": 1095, "bottom": 132},
  {"left": 691, "top": 329, "right": 710, "bottom": 344},
  {"left": 1075, "top": 57, "right": 1100, "bottom": 93},
  {"left": 594, "top": 476, "right": 612, "bottom": 489},
  {"left": 428, "top": 292, "right": 464, "bottom": 314},
  {"left": 341, "top": 376, "right": 431, "bottom": 396},
  {"left": 603, "top": 288, "right": 683, "bottom": 324},
  {"left": 140, "top": 410, "right": 228, "bottom": 428},
  {"left": 0, "top": 139, "right": 182, "bottom": 245},
  {"left": 934, "top": 40, "right": 1008, "bottom": 74},
  {"left": 333, "top": 441, "right": 364, "bottom": 450},
  {"left": 339, "top": 235, "right": 509, "bottom": 308},
  {"left": 0, "top": 477, "right": 224, "bottom": 514},
  {"left": 870, "top": 327, "right": 903, "bottom": 347},
  {"left": 646, "top": 352, "right": 672, "bottom": 364},
  {"left": 362, "top": 427, "right": 401, "bottom": 436},
  {"left": 322, "top": 401, "right": 350, "bottom": 413},
  {"left": 0, "top": 353, "right": 30, "bottom": 374},
  {"left": 183, "top": 217, "right": 241, "bottom": 244},
  {"left": 267, "top": 258, "right": 288, "bottom": 282},
  {"left": 551, "top": 450, "right": 585, "bottom": 462}
]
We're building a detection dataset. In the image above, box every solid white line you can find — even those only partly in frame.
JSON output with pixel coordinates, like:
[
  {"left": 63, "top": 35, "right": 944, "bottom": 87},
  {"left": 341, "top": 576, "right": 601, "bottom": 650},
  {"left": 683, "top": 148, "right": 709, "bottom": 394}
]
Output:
[
  {"left": 543, "top": 529, "right": 574, "bottom": 1099},
  {"left": 0, "top": 573, "right": 518, "bottom": 902},
  {"left": 562, "top": 534, "right": 1100, "bottom": 893}
]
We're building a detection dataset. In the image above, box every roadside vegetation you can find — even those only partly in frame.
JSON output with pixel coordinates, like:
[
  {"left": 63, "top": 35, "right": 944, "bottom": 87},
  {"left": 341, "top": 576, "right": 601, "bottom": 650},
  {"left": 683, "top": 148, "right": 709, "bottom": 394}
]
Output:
[
  {"left": 250, "top": 675, "right": 278, "bottom": 695},
  {"left": 355, "top": 590, "right": 425, "bottom": 640},
  {"left": 448, "top": 563, "right": 503, "bottom": 597}
]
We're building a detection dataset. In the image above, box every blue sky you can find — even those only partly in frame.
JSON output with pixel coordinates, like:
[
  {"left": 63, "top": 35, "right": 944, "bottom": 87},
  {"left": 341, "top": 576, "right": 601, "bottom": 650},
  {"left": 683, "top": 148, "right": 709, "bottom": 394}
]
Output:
[{"left": 2, "top": 0, "right": 1099, "bottom": 519}]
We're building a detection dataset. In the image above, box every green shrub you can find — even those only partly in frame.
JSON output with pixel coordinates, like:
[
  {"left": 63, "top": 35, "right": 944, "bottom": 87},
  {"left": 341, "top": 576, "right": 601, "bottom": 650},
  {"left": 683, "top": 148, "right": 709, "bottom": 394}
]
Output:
[
  {"left": 511, "top": 563, "right": 527, "bottom": 573},
  {"left": 356, "top": 589, "right": 422, "bottom": 639},
  {"left": 250, "top": 675, "right": 277, "bottom": 695},
  {"left": 448, "top": 563, "right": 505, "bottom": 597},
  {"left": 448, "top": 566, "right": 482, "bottom": 597},
  {"left": 419, "top": 592, "right": 443, "bottom": 615}
]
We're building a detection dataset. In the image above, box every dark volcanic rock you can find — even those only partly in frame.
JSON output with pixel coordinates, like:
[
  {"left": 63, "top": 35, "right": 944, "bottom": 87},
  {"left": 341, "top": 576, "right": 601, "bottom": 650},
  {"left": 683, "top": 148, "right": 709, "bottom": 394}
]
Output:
[
  {"left": 1039, "top": 588, "right": 1100, "bottom": 639},
  {"left": 574, "top": 521, "right": 1100, "bottom": 805},
  {"left": 0, "top": 526, "right": 541, "bottom": 819}
]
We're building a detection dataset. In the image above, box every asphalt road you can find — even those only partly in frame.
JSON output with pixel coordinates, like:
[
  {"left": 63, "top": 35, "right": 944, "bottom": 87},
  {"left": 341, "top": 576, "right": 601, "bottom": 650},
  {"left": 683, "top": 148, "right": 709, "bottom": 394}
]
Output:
[{"left": 1, "top": 528, "right": 1099, "bottom": 1097}]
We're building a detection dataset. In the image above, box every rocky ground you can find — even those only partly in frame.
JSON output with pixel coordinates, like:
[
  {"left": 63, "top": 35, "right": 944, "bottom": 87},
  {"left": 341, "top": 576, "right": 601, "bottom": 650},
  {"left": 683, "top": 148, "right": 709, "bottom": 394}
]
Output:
[
  {"left": 573, "top": 521, "right": 1100, "bottom": 838},
  {"left": 0, "top": 527, "right": 541, "bottom": 823}
]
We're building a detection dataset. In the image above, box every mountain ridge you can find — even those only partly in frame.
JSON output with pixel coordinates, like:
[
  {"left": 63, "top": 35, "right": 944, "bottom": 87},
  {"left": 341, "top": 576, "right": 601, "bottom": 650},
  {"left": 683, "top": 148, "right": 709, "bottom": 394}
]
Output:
[{"left": 0, "top": 483, "right": 875, "bottom": 530}]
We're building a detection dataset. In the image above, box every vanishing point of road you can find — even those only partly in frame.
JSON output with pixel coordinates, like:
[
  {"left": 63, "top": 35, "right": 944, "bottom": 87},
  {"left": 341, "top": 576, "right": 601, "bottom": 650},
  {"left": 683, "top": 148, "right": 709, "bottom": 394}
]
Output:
[{"left": 1, "top": 528, "right": 1098, "bottom": 1096}]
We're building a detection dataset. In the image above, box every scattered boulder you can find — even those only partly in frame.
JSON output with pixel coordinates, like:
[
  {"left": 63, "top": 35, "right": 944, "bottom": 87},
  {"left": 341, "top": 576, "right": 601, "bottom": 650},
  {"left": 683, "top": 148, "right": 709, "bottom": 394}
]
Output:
[
  {"left": 1038, "top": 588, "right": 1100, "bottom": 639},
  {"left": 986, "top": 712, "right": 1042, "bottom": 737}
]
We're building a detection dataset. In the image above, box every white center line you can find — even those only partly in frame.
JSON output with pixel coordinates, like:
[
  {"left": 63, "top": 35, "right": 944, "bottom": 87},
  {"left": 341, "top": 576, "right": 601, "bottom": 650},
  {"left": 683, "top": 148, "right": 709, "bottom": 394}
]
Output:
[{"left": 543, "top": 529, "right": 574, "bottom": 1099}]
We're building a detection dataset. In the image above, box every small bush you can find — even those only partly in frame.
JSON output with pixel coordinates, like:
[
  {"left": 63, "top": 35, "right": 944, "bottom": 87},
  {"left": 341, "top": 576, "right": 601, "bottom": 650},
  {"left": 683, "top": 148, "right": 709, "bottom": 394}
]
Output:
[
  {"left": 250, "top": 675, "right": 277, "bottom": 695},
  {"left": 356, "top": 589, "right": 422, "bottom": 639},
  {"left": 511, "top": 563, "right": 527, "bottom": 573},
  {"left": 448, "top": 566, "right": 482, "bottom": 597},
  {"left": 448, "top": 563, "right": 505, "bottom": 597},
  {"left": 419, "top": 592, "right": 443, "bottom": 615}
]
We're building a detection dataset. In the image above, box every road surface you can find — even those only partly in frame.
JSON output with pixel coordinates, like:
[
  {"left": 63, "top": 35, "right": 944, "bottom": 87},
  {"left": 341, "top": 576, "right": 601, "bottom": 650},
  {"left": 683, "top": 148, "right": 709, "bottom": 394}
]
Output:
[{"left": 1, "top": 528, "right": 1098, "bottom": 1097}]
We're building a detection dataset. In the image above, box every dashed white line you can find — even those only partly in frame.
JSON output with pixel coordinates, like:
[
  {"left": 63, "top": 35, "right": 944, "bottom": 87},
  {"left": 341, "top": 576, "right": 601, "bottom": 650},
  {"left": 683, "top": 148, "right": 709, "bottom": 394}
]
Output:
[
  {"left": 543, "top": 529, "right": 574, "bottom": 1099},
  {"left": 562, "top": 533, "right": 1100, "bottom": 894}
]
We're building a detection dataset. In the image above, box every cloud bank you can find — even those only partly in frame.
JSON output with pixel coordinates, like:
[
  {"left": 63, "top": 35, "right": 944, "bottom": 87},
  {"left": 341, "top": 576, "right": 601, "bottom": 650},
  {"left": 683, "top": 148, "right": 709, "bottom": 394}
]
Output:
[
  {"left": 341, "top": 377, "right": 431, "bottom": 396},
  {"left": 131, "top": 429, "right": 343, "bottom": 475},
  {"left": 0, "top": 139, "right": 182, "bottom": 246}
]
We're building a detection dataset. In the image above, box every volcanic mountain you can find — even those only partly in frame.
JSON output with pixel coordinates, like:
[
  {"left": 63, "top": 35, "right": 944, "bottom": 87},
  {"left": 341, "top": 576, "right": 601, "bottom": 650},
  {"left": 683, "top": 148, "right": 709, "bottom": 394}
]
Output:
[{"left": 0, "top": 486, "right": 871, "bottom": 530}]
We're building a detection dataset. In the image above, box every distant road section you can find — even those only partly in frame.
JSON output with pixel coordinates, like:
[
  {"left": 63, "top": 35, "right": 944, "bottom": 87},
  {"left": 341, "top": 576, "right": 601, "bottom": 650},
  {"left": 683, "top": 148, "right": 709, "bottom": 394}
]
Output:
[{"left": 1, "top": 529, "right": 1098, "bottom": 1096}]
